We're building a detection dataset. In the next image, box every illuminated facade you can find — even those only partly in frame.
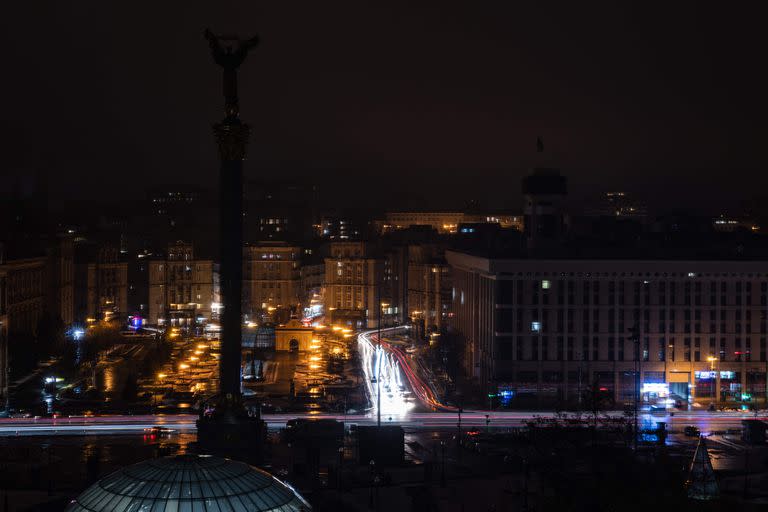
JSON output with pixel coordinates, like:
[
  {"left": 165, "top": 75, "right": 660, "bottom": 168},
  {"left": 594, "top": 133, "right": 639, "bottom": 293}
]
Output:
[
  {"left": 0, "top": 256, "right": 46, "bottom": 405},
  {"left": 407, "top": 245, "right": 451, "bottom": 334},
  {"left": 243, "top": 243, "right": 301, "bottom": 316},
  {"left": 47, "top": 238, "right": 74, "bottom": 326},
  {"left": 448, "top": 251, "right": 768, "bottom": 406},
  {"left": 324, "top": 242, "right": 381, "bottom": 328},
  {"left": 385, "top": 212, "right": 465, "bottom": 234},
  {"left": 384, "top": 211, "right": 523, "bottom": 235},
  {"left": 86, "top": 246, "right": 128, "bottom": 322},
  {"left": 148, "top": 241, "right": 214, "bottom": 326},
  {"left": 274, "top": 319, "right": 314, "bottom": 351}
]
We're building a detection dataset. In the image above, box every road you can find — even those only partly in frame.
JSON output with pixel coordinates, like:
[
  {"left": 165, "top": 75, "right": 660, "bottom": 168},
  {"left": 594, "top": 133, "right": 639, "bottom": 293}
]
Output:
[
  {"left": 2, "top": 329, "right": 765, "bottom": 437},
  {"left": 1, "top": 411, "right": 766, "bottom": 436},
  {"left": 357, "top": 327, "right": 414, "bottom": 417}
]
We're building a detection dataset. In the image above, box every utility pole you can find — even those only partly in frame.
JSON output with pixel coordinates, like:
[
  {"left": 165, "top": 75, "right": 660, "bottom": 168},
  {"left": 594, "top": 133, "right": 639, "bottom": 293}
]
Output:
[
  {"left": 377, "top": 264, "right": 381, "bottom": 429},
  {"left": 629, "top": 324, "right": 640, "bottom": 452}
]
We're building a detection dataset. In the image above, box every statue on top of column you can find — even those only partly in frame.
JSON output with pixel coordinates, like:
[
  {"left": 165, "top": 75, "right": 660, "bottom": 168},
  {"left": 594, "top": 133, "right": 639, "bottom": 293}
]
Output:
[{"left": 204, "top": 29, "right": 259, "bottom": 119}]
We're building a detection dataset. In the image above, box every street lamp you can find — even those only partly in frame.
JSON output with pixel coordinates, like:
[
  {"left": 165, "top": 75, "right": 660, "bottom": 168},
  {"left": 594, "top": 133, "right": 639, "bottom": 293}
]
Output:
[
  {"left": 338, "top": 446, "right": 345, "bottom": 492},
  {"left": 368, "top": 459, "right": 376, "bottom": 509},
  {"left": 707, "top": 356, "right": 719, "bottom": 407},
  {"left": 440, "top": 440, "right": 446, "bottom": 487}
]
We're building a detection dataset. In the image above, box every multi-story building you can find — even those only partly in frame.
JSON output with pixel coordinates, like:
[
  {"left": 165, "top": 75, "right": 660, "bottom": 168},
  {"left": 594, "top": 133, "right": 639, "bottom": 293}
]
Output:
[
  {"left": 148, "top": 241, "right": 215, "bottom": 327},
  {"left": 318, "top": 214, "right": 369, "bottom": 240},
  {"left": 243, "top": 243, "right": 301, "bottom": 317},
  {"left": 384, "top": 211, "right": 523, "bottom": 235},
  {"left": 385, "top": 211, "right": 465, "bottom": 234},
  {"left": 407, "top": 245, "right": 451, "bottom": 335},
  {"left": 447, "top": 250, "right": 768, "bottom": 407},
  {"left": 0, "top": 259, "right": 6, "bottom": 405},
  {"left": 0, "top": 254, "right": 46, "bottom": 406},
  {"left": 522, "top": 169, "right": 567, "bottom": 250},
  {"left": 47, "top": 238, "right": 74, "bottom": 326},
  {"left": 712, "top": 215, "right": 760, "bottom": 233},
  {"left": 299, "top": 261, "right": 325, "bottom": 311},
  {"left": 324, "top": 242, "right": 381, "bottom": 328},
  {"left": 85, "top": 246, "right": 128, "bottom": 322},
  {"left": 244, "top": 180, "right": 319, "bottom": 242}
]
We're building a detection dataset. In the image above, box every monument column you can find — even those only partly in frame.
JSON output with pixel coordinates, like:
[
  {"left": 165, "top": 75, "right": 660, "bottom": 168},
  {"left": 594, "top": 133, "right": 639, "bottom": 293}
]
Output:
[
  {"left": 198, "top": 30, "right": 264, "bottom": 464},
  {"left": 214, "top": 118, "right": 249, "bottom": 402},
  {"left": 203, "top": 29, "right": 258, "bottom": 405}
]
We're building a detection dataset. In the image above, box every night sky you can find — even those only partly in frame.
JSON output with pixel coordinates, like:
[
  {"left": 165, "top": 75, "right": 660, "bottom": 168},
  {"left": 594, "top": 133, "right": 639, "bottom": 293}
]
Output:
[{"left": 2, "top": 2, "right": 766, "bottom": 212}]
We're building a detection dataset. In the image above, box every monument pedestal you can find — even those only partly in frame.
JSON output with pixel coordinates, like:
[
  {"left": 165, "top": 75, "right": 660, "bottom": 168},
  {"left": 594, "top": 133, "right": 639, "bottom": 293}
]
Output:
[{"left": 197, "top": 397, "right": 265, "bottom": 464}]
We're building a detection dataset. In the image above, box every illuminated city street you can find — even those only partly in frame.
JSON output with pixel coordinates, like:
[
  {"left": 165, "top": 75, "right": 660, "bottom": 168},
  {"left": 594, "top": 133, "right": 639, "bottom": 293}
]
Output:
[{"left": 2, "top": 409, "right": 765, "bottom": 436}]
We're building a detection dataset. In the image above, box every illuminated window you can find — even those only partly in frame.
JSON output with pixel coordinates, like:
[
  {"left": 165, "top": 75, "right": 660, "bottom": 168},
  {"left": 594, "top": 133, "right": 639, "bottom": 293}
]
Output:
[
  {"left": 531, "top": 321, "right": 541, "bottom": 332},
  {"left": 541, "top": 280, "right": 551, "bottom": 290}
]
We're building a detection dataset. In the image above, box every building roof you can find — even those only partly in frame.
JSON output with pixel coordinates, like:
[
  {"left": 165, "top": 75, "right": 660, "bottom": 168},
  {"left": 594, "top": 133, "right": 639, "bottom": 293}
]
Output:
[{"left": 65, "top": 454, "right": 310, "bottom": 512}]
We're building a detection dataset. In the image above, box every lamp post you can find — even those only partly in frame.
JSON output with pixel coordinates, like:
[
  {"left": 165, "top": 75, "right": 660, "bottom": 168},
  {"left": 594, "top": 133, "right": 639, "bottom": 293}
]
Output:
[
  {"left": 368, "top": 459, "right": 376, "bottom": 509},
  {"left": 707, "top": 356, "right": 718, "bottom": 408},
  {"left": 338, "top": 446, "right": 344, "bottom": 492},
  {"left": 440, "top": 440, "right": 446, "bottom": 488},
  {"left": 377, "top": 269, "right": 381, "bottom": 429},
  {"left": 628, "top": 324, "right": 640, "bottom": 452}
]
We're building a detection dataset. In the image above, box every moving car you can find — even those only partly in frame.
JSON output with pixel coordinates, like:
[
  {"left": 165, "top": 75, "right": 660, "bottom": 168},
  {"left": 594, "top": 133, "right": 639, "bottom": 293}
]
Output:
[{"left": 683, "top": 425, "right": 701, "bottom": 437}]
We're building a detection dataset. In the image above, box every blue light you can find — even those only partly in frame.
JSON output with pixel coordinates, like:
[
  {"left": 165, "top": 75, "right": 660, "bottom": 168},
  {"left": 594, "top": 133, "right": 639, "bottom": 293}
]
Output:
[{"left": 73, "top": 329, "right": 85, "bottom": 341}]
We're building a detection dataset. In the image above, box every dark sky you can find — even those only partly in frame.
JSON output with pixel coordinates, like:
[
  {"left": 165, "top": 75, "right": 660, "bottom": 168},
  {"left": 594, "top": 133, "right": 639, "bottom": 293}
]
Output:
[{"left": 2, "top": 2, "right": 766, "bottom": 212}]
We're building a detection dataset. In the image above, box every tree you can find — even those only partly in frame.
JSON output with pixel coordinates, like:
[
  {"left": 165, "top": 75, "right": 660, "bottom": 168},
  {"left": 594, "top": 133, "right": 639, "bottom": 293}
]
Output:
[{"left": 80, "top": 321, "right": 122, "bottom": 388}]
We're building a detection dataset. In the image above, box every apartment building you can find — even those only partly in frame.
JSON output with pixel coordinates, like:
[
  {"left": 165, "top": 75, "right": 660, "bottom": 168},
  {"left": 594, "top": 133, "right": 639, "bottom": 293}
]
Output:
[{"left": 148, "top": 241, "right": 215, "bottom": 326}]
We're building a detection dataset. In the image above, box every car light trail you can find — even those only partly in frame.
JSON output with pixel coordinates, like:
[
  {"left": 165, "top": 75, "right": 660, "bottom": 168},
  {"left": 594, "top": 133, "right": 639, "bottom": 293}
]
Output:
[{"left": 358, "top": 328, "right": 414, "bottom": 418}]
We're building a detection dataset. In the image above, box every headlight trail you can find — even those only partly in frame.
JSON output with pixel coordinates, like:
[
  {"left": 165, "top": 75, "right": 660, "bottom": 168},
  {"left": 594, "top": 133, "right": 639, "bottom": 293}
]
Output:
[{"left": 358, "top": 328, "right": 414, "bottom": 418}]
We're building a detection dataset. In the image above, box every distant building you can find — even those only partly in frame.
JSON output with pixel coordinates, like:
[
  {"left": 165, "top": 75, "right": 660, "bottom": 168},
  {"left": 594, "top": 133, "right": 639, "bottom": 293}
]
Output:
[
  {"left": 447, "top": 250, "right": 768, "bottom": 407},
  {"left": 712, "top": 215, "right": 760, "bottom": 233},
  {"left": 407, "top": 245, "right": 451, "bottom": 335},
  {"left": 383, "top": 211, "right": 523, "bottom": 235},
  {"left": 244, "top": 180, "right": 319, "bottom": 242},
  {"left": 601, "top": 191, "right": 647, "bottom": 219},
  {"left": 85, "top": 246, "right": 128, "bottom": 322},
  {"left": 318, "top": 214, "right": 369, "bottom": 240},
  {"left": 300, "top": 261, "right": 325, "bottom": 310},
  {"left": 324, "top": 242, "right": 381, "bottom": 328},
  {"left": 522, "top": 169, "right": 567, "bottom": 249},
  {"left": 385, "top": 211, "right": 465, "bottom": 234},
  {"left": 0, "top": 254, "right": 46, "bottom": 405},
  {"left": 148, "top": 241, "right": 215, "bottom": 327},
  {"left": 464, "top": 213, "right": 524, "bottom": 231},
  {"left": 148, "top": 187, "right": 203, "bottom": 216},
  {"left": 46, "top": 238, "right": 74, "bottom": 327},
  {"left": 243, "top": 242, "right": 301, "bottom": 318},
  {"left": 0, "top": 262, "right": 5, "bottom": 404}
]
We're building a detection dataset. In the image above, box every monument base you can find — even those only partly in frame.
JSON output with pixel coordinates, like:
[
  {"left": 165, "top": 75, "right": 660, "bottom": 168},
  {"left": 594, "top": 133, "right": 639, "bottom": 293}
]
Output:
[{"left": 196, "top": 399, "right": 265, "bottom": 464}]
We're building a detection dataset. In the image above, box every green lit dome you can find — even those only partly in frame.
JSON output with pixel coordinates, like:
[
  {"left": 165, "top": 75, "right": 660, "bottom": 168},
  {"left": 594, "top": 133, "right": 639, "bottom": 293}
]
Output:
[{"left": 66, "top": 454, "right": 310, "bottom": 512}]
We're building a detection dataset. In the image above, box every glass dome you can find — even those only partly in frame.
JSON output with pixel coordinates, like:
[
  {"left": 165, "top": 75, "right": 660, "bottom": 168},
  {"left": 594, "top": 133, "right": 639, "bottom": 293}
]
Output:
[{"left": 66, "top": 454, "right": 310, "bottom": 512}]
